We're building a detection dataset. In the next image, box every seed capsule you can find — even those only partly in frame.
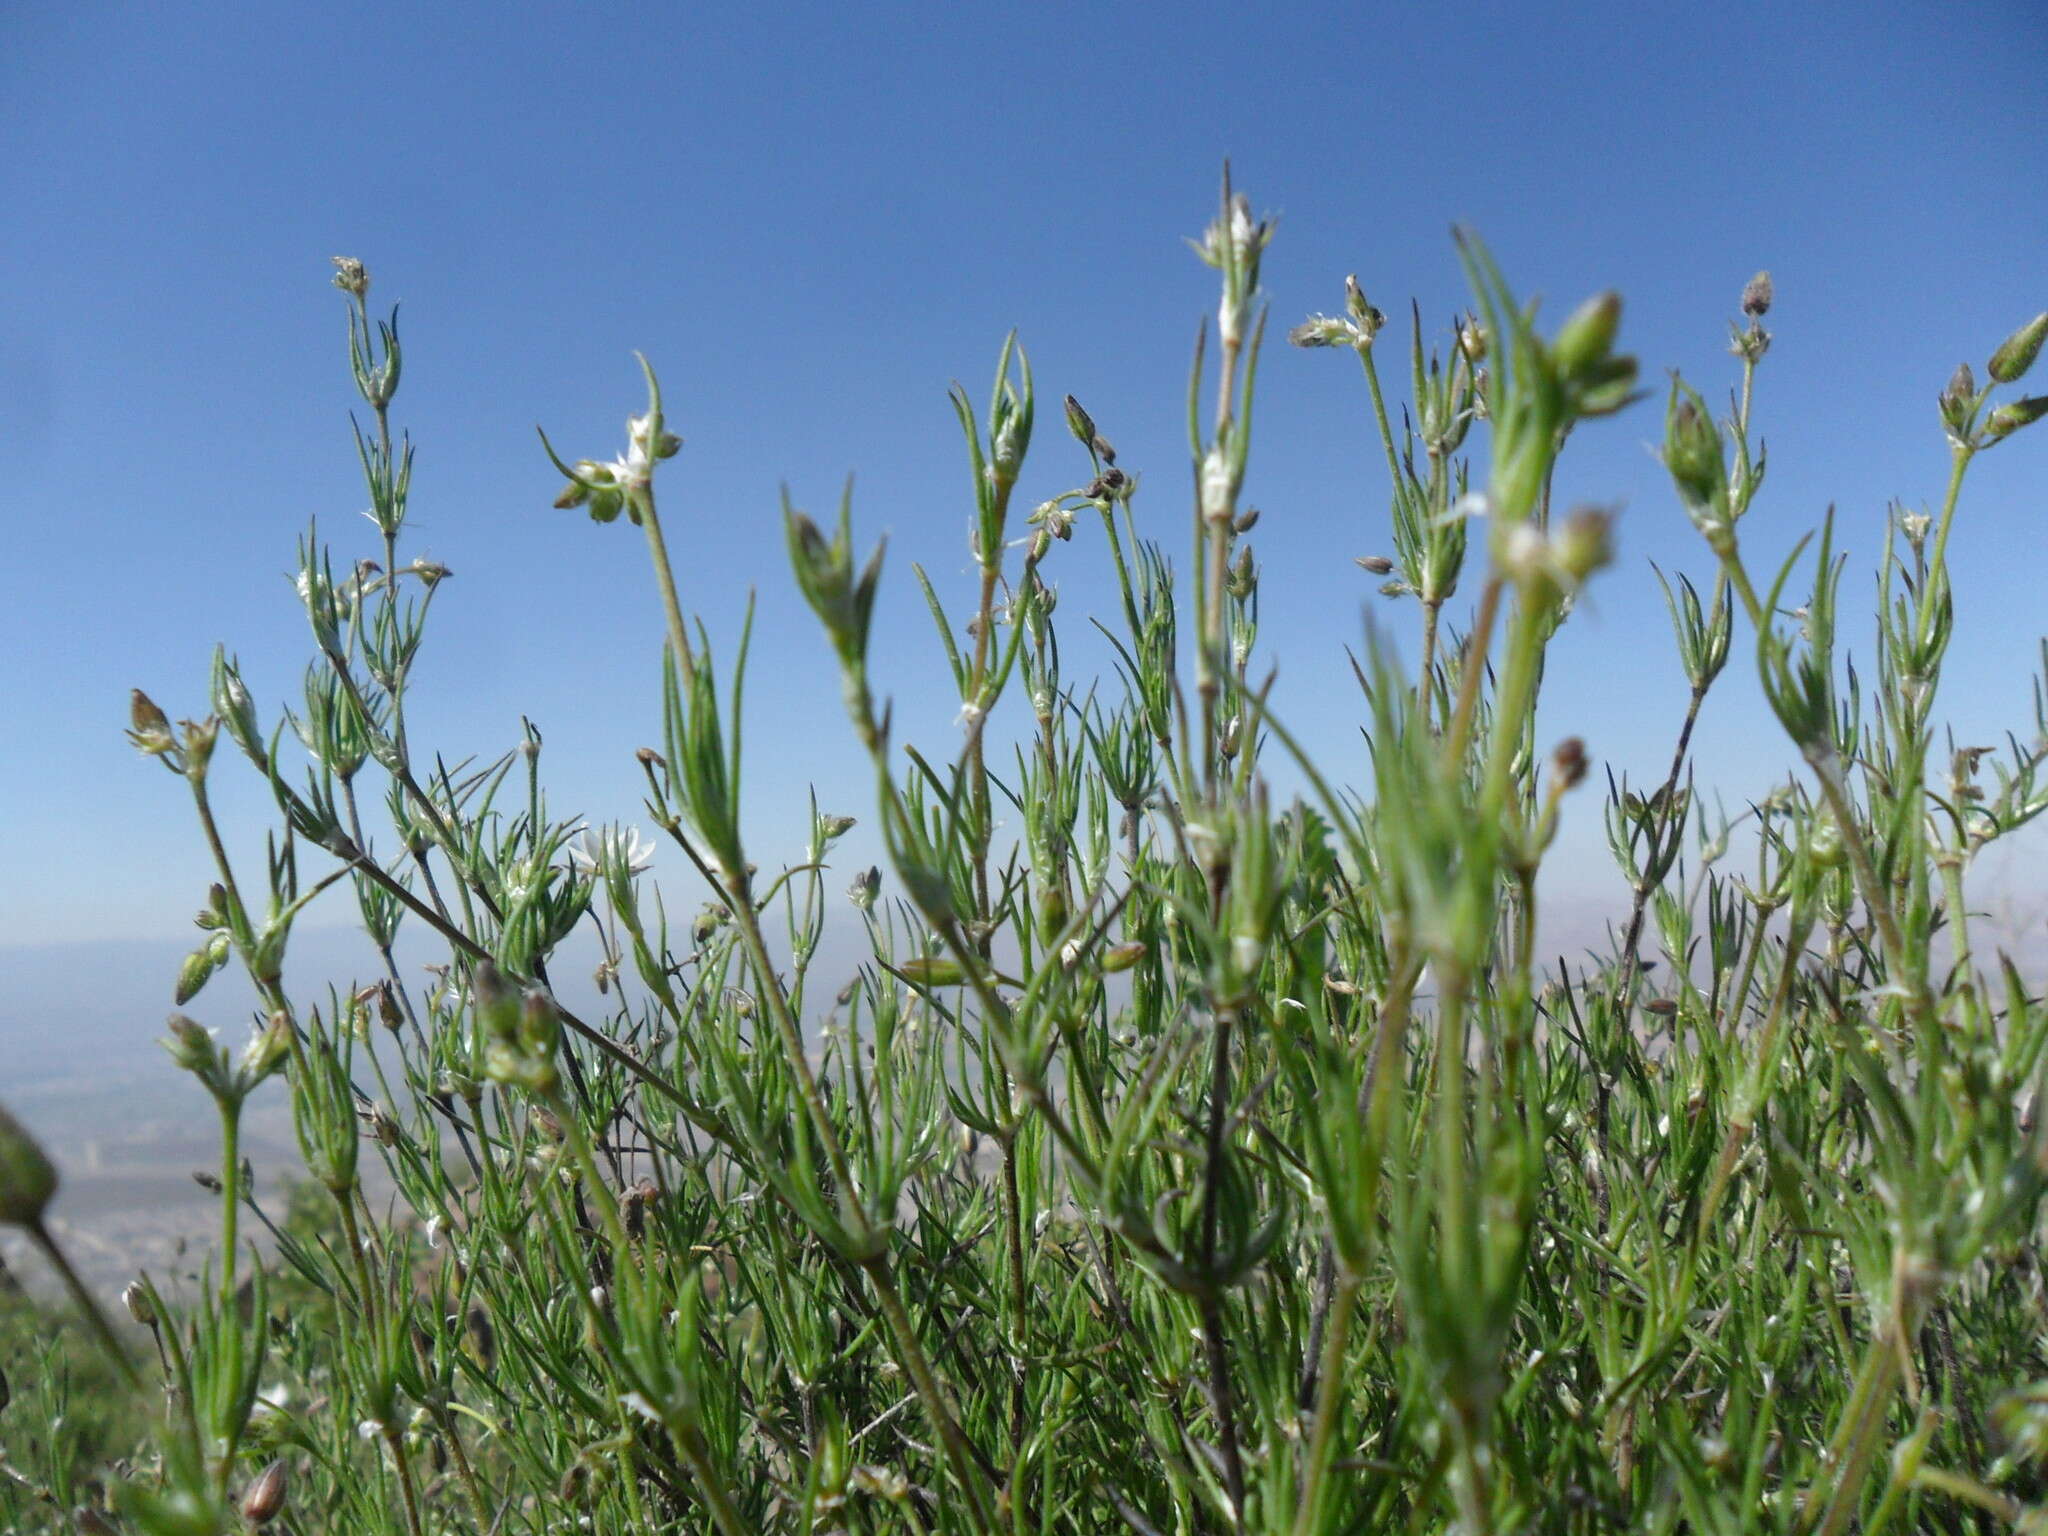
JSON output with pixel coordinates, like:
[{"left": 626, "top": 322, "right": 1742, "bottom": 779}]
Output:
[{"left": 241, "top": 1460, "right": 289, "bottom": 1526}]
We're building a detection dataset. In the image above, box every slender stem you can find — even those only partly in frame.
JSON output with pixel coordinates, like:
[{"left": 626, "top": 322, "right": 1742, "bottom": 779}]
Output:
[
  {"left": 381, "top": 1427, "right": 428, "bottom": 1536},
  {"left": 863, "top": 1255, "right": 1002, "bottom": 1534},
  {"left": 1912, "top": 448, "right": 1973, "bottom": 648},
  {"left": 217, "top": 1100, "right": 241, "bottom": 1304},
  {"left": 1613, "top": 684, "right": 1709, "bottom": 1018},
  {"left": 1442, "top": 577, "right": 1503, "bottom": 773},
  {"left": 1291, "top": 1275, "right": 1359, "bottom": 1536},
  {"left": 636, "top": 490, "right": 697, "bottom": 693}
]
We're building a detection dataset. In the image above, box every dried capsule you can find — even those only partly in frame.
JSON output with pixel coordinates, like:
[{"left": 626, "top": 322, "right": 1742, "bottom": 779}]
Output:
[
  {"left": 1741, "top": 270, "right": 1774, "bottom": 318},
  {"left": 241, "top": 1459, "right": 289, "bottom": 1526}
]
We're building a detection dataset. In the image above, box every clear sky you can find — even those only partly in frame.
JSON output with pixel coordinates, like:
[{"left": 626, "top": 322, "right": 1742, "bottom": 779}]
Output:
[{"left": 5, "top": 0, "right": 2047, "bottom": 1023}]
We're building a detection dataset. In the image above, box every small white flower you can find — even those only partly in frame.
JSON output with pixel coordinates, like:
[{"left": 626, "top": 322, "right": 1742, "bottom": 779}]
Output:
[
  {"left": 1200, "top": 446, "right": 1233, "bottom": 524},
  {"left": 569, "top": 824, "right": 655, "bottom": 877},
  {"left": 1444, "top": 491, "right": 1490, "bottom": 525},
  {"left": 620, "top": 1391, "right": 661, "bottom": 1423}
]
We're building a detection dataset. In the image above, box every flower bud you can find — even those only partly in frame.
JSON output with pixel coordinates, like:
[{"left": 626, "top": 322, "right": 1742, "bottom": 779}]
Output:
[
  {"left": 1988, "top": 312, "right": 2048, "bottom": 385},
  {"left": 1100, "top": 941, "right": 1148, "bottom": 974},
  {"left": 1226, "top": 545, "right": 1256, "bottom": 599},
  {"left": 1551, "top": 291, "right": 1623, "bottom": 377},
  {"left": 1233, "top": 506, "right": 1261, "bottom": 534},
  {"left": 122, "top": 1281, "right": 157, "bottom": 1328},
  {"left": 0, "top": 1103, "right": 56, "bottom": 1228},
  {"left": 1662, "top": 380, "right": 1729, "bottom": 530},
  {"left": 1344, "top": 275, "right": 1385, "bottom": 339},
  {"left": 1455, "top": 312, "right": 1487, "bottom": 363},
  {"left": 1355, "top": 554, "right": 1395, "bottom": 575},
  {"left": 470, "top": 960, "right": 520, "bottom": 1042},
  {"left": 1554, "top": 506, "right": 1616, "bottom": 585},
  {"left": 1741, "top": 271, "right": 1774, "bottom": 318},
  {"left": 162, "top": 1014, "right": 217, "bottom": 1076},
  {"left": 518, "top": 988, "right": 562, "bottom": 1059},
  {"left": 175, "top": 936, "right": 226, "bottom": 1006},
  {"left": 1943, "top": 362, "right": 1977, "bottom": 408},
  {"left": 128, "top": 690, "right": 176, "bottom": 756},
  {"left": 1985, "top": 395, "right": 2048, "bottom": 442},
  {"left": 847, "top": 865, "right": 881, "bottom": 910},
  {"left": 897, "top": 956, "right": 965, "bottom": 988},
  {"left": 241, "top": 1459, "right": 289, "bottom": 1526},
  {"left": 1063, "top": 394, "right": 1096, "bottom": 449}
]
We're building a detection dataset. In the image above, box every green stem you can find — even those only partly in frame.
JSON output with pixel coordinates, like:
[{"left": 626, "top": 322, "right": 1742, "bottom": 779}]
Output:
[
  {"left": 217, "top": 1100, "right": 241, "bottom": 1305},
  {"left": 1291, "top": 1274, "right": 1359, "bottom": 1536}
]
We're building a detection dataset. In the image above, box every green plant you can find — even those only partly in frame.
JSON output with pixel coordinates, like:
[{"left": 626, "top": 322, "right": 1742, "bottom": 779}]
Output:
[{"left": 5, "top": 177, "right": 2048, "bottom": 1534}]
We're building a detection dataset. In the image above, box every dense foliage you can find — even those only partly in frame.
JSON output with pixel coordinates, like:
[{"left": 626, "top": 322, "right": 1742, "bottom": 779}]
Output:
[{"left": 6, "top": 178, "right": 2048, "bottom": 1533}]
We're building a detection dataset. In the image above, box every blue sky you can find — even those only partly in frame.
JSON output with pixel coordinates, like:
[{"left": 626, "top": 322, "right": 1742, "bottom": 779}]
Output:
[{"left": 4, "top": 0, "right": 2046, "bottom": 1004}]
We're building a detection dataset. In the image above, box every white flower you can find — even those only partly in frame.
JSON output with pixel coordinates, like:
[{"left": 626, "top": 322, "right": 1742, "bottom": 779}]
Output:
[
  {"left": 607, "top": 414, "right": 656, "bottom": 489},
  {"left": 1444, "top": 491, "right": 1490, "bottom": 525},
  {"left": 1229, "top": 199, "right": 1255, "bottom": 254},
  {"left": 569, "top": 824, "right": 655, "bottom": 877},
  {"left": 1200, "top": 446, "right": 1233, "bottom": 524}
]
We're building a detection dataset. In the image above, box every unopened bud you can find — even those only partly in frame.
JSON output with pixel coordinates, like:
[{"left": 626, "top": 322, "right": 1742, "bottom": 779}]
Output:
[
  {"left": 848, "top": 865, "right": 881, "bottom": 910},
  {"left": 1100, "top": 941, "right": 1148, "bottom": 974},
  {"left": 1458, "top": 312, "right": 1487, "bottom": 362},
  {"left": 897, "top": 956, "right": 965, "bottom": 988},
  {"left": 1233, "top": 506, "right": 1261, "bottom": 533},
  {"left": 0, "top": 1103, "right": 57, "bottom": 1228},
  {"left": 518, "top": 988, "right": 561, "bottom": 1058},
  {"left": 1988, "top": 312, "right": 2048, "bottom": 385},
  {"left": 1356, "top": 554, "right": 1395, "bottom": 575},
  {"left": 1344, "top": 275, "right": 1385, "bottom": 338},
  {"left": 471, "top": 960, "right": 520, "bottom": 1042},
  {"left": 1985, "top": 395, "right": 2048, "bottom": 442},
  {"left": 1554, "top": 506, "right": 1615, "bottom": 584},
  {"left": 122, "top": 1281, "right": 157, "bottom": 1328},
  {"left": 128, "top": 689, "right": 176, "bottom": 756},
  {"left": 1226, "top": 546, "right": 1256, "bottom": 599},
  {"left": 1551, "top": 291, "right": 1623, "bottom": 377},
  {"left": 1063, "top": 394, "right": 1096, "bottom": 449},
  {"left": 1943, "top": 362, "right": 1977, "bottom": 407},
  {"left": 1741, "top": 271, "right": 1773, "bottom": 318},
  {"left": 163, "top": 1014, "right": 216, "bottom": 1075}
]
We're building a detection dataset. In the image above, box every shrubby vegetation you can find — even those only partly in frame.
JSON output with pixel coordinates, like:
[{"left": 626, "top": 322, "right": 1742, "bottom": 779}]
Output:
[{"left": 5, "top": 177, "right": 2048, "bottom": 1533}]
